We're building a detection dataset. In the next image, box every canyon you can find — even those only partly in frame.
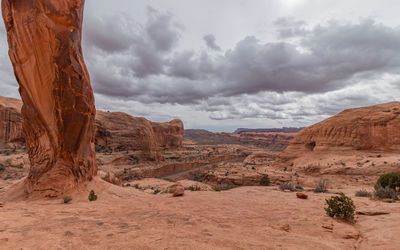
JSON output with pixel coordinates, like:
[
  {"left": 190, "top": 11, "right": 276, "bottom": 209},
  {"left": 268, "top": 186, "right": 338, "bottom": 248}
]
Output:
[{"left": 1, "top": 1, "right": 400, "bottom": 249}]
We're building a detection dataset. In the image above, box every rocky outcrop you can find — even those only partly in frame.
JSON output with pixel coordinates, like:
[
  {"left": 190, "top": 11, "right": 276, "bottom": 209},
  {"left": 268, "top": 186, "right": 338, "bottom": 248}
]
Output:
[
  {"left": 285, "top": 102, "right": 400, "bottom": 153},
  {"left": 2, "top": 0, "right": 97, "bottom": 196},
  {"left": 152, "top": 119, "right": 184, "bottom": 149},
  {"left": 0, "top": 97, "right": 23, "bottom": 147},
  {"left": 95, "top": 111, "right": 162, "bottom": 161},
  {"left": 95, "top": 111, "right": 183, "bottom": 161}
]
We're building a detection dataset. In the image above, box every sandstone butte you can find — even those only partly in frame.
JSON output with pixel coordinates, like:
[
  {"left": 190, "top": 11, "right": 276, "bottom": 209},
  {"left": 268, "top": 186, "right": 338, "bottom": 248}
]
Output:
[
  {"left": 2, "top": 0, "right": 96, "bottom": 197},
  {"left": 284, "top": 102, "right": 400, "bottom": 155},
  {"left": 95, "top": 110, "right": 183, "bottom": 161}
]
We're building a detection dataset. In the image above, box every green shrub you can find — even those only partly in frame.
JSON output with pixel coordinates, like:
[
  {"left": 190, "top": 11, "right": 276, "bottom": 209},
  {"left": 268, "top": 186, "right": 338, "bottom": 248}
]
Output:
[
  {"left": 88, "top": 190, "right": 98, "bottom": 201},
  {"left": 375, "top": 172, "right": 400, "bottom": 190},
  {"left": 63, "top": 196, "right": 72, "bottom": 204},
  {"left": 374, "top": 186, "right": 398, "bottom": 200},
  {"left": 325, "top": 193, "right": 355, "bottom": 222},
  {"left": 355, "top": 189, "right": 371, "bottom": 197},
  {"left": 259, "top": 175, "right": 270, "bottom": 186},
  {"left": 187, "top": 186, "right": 201, "bottom": 191},
  {"left": 279, "top": 183, "right": 295, "bottom": 191},
  {"left": 314, "top": 179, "right": 328, "bottom": 193},
  {"left": 295, "top": 185, "right": 304, "bottom": 191}
]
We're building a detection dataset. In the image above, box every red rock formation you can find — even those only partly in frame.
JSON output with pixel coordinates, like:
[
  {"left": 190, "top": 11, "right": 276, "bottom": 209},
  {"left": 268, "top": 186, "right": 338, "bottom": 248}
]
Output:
[
  {"left": 2, "top": 0, "right": 97, "bottom": 196},
  {"left": 0, "top": 98, "right": 184, "bottom": 162},
  {"left": 285, "top": 102, "right": 400, "bottom": 153},
  {"left": 95, "top": 111, "right": 162, "bottom": 161},
  {"left": 95, "top": 111, "right": 184, "bottom": 161},
  {"left": 152, "top": 119, "right": 184, "bottom": 149},
  {"left": 0, "top": 97, "right": 23, "bottom": 147}
]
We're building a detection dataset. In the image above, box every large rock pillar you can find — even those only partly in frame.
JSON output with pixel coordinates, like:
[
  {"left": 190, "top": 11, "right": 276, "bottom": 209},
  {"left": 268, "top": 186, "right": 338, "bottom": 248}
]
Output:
[{"left": 2, "top": 0, "right": 97, "bottom": 196}]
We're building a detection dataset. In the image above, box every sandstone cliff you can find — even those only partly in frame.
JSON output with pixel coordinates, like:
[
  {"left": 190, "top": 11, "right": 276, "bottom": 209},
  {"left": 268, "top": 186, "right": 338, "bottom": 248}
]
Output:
[
  {"left": 95, "top": 111, "right": 183, "bottom": 161},
  {"left": 0, "top": 96, "right": 23, "bottom": 146},
  {"left": 285, "top": 102, "right": 400, "bottom": 153},
  {"left": 2, "top": 0, "right": 97, "bottom": 196}
]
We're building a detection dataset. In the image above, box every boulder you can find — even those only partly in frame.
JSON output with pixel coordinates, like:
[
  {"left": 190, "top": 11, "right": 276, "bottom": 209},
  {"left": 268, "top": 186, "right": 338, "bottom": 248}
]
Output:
[{"left": 167, "top": 183, "right": 185, "bottom": 197}]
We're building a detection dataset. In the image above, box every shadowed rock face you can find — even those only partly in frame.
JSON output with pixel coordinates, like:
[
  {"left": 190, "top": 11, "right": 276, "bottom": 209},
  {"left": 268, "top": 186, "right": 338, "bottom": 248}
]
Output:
[{"left": 2, "top": 0, "right": 96, "bottom": 196}]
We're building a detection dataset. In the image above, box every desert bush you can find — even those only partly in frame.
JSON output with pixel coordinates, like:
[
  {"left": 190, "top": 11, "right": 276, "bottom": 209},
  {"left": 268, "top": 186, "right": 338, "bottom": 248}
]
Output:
[
  {"left": 375, "top": 172, "right": 400, "bottom": 190},
  {"left": 88, "top": 190, "right": 98, "bottom": 201},
  {"left": 314, "top": 179, "right": 328, "bottom": 193},
  {"left": 259, "top": 175, "right": 270, "bottom": 186},
  {"left": 374, "top": 186, "right": 398, "bottom": 200},
  {"left": 355, "top": 189, "right": 371, "bottom": 197},
  {"left": 295, "top": 185, "right": 304, "bottom": 191},
  {"left": 187, "top": 186, "right": 201, "bottom": 191},
  {"left": 325, "top": 192, "right": 355, "bottom": 222},
  {"left": 0, "top": 164, "right": 5, "bottom": 172},
  {"left": 63, "top": 196, "right": 72, "bottom": 204},
  {"left": 153, "top": 189, "right": 160, "bottom": 194},
  {"left": 279, "top": 183, "right": 295, "bottom": 192}
]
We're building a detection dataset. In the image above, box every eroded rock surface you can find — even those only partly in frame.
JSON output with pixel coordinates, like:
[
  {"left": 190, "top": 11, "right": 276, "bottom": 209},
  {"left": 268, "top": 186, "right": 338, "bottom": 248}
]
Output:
[
  {"left": 286, "top": 102, "right": 400, "bottom": 153},
  {"left": 95, "top": 111, "right": 183, "bottom": 161},
  {"left": 2, "top": 0, "right": 97, "bottom": 196},
  {"left": 0, "top": 97, "right": 23, "bottom": 147}
]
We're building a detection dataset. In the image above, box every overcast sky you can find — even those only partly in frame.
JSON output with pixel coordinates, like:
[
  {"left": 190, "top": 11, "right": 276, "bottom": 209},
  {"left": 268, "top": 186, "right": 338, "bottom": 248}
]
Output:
[{"left": 1, "top": 0, "right": 400, "bottom": 132}]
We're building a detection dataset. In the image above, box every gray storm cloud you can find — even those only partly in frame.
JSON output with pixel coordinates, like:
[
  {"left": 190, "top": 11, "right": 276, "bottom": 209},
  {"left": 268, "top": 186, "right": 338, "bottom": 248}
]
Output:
[{"left": 1, "top": 4, "right": 399, "bottom": 129}]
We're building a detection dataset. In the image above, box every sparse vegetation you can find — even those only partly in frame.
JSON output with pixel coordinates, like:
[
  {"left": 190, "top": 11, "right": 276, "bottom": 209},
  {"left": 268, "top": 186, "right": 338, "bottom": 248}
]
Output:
[
  {"left": 0, "top": 164, "right": 5, "bottom": 172},
  {"left": 325, "top": 193, "right": 355, "bottom": 223},
  {"left": 187, "top": 186, "right": 201, "bottom": 191},
  {"left": 63, "top": 196, "right": 72, "bottom": 204},
  {"left": 213, "top": 184, "right": 235, "bottom": 191},
  {"left": 375, "top": 172, "right": 400, "bottom": 190},
  {"left": 295, "top": 185, "right": 304, "bottom": 191},
  {"left": 88, "top": 190, "right": 98, "bottom": 201},
  {"left": 314, "top": 179, "right": 328, "bottom": 193},
  {"left": 279, "top": 183, "right": 295, "bottom": 192},
  {"left": 259, "top": 175, "right": 270, "bottom": 186},
  {"left": 153, "top": 189, "right": 160, "bottom": 194},
  {"left": 355, "top": 189, "right": 371, "bottom": 197},
  {"left": 374, "top": 186, "right": 398, "bottom": 200}
]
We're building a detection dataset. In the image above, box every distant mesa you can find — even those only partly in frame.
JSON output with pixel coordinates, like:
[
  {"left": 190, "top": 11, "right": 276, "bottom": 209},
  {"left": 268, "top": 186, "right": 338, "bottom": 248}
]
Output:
[
  {"left": 234, "top": 127, "right": 303, "bottom": 134},
  {"left": 184, "top": 128, "right": 297, "bottom": 151}
]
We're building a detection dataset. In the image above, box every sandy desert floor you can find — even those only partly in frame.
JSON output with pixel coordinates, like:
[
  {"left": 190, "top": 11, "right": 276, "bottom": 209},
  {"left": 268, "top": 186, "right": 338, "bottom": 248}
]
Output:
[{"left": 0, "top": 178, "right": 399, "bottom": 250}]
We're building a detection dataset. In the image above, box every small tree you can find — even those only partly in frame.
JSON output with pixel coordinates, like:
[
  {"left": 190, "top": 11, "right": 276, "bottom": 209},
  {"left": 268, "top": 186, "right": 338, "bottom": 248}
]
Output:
[
  {"left": 375, "top": 172, "right": 400, "bottom": 190},
  {"left": 325, "top": 193, "right": 355, "bottom": 222}
]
